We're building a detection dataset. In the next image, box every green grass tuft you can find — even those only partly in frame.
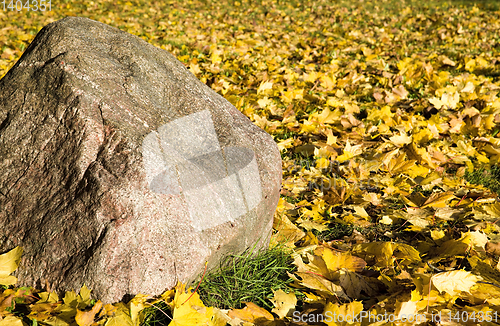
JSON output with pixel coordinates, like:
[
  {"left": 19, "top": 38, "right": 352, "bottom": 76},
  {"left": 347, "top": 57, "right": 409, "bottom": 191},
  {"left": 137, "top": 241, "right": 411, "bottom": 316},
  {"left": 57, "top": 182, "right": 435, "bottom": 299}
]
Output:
[
  {"left": 140, "top": 245, "right": 297, "bottom": 326},
  {"left": 465, "top": 164, "right": 500, "bottom": 196},
  {"left": 196, "top": 245, "right": 296, "bottom": 311},
  {"left": 314, "top": 221, "right": 354, "bottom": 242}
]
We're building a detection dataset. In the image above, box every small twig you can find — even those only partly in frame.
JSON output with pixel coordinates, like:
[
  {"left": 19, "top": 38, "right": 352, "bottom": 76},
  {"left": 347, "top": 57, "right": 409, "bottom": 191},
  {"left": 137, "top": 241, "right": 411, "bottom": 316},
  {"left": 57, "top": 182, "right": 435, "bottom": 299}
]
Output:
[
  {"left": 454, "top": 194, "right": 467, "bottom": 207},
  {"left": 427, "top": 274, "right": 433, "bottom": 314},
  {"left": 145, "top": 301, "right": 173, "bottom": 321},
  {"left": 477, "top": 281, "right": 500, "bottom": 288},
  {"left": 443, "top": 155, "right": 460, "bottom": 165},
  {"left": 427, "top": 262, "right": 444, "bottom": 273},
  {"left": 182, "top": 261, "right": 208, "bottom": 305},
  {"left": 310, "top": 80, "right": 320, "bottom": 93},
  {"left": 394, "top": 220, "right": 409, "bottom": 232},
  {"left": 393, "top": 256, "right": 403, "bottom": 273}
]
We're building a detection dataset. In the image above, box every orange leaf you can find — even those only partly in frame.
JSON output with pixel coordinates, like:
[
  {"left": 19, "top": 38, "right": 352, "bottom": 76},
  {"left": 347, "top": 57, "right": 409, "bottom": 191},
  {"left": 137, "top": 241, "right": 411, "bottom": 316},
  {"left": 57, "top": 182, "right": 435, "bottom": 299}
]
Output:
[{"left": 75, "top": 300, "right": 103, "bottom": 326}]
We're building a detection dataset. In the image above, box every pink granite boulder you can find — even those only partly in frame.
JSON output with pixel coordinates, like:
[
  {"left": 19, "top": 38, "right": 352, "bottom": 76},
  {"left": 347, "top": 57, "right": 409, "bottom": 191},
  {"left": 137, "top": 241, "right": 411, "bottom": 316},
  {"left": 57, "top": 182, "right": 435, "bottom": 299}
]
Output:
[{"left": 0, "top": 17, "right": 281, "bottom": 302}]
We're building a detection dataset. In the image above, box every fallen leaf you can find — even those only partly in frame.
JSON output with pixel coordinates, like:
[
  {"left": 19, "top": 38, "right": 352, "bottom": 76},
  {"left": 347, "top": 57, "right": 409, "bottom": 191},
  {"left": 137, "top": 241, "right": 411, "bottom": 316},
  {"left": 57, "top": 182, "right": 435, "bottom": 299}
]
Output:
[
  {"left": 486, "top": 242, "right": 500, "bottom": 256},
  {"left": 228, "top": 302, "right": 274, "bottom": 324},
  {"left": 432, "top": 270, "right": 480, "bottom": 296},
  {"left": 323, "top": 301, "right": 363, "bottom": 326},
  {"left": 75, "top": 300, "right": 103, "bottom": 326},
  {"left": 0, "top": 315, "right": 26, "bottom": 326},
  {"left": 269, "top": 289, "right": 296, "bottom": 319},
  {"left": 339, "top": 270, "right": 378, "bottom": 299},
  {"left": 420, "top": 192, "right": 456, "bottom": 208},
  {"left": 0, "top": 247, "right": 23, "bottom": 286}
]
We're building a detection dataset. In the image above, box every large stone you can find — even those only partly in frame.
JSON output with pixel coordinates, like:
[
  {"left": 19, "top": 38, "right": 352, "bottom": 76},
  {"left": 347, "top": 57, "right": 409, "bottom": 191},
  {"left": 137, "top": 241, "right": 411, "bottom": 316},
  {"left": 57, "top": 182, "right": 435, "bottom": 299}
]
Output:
[{"left": 0, "top": 17, "right": 281, "bottom": 302}]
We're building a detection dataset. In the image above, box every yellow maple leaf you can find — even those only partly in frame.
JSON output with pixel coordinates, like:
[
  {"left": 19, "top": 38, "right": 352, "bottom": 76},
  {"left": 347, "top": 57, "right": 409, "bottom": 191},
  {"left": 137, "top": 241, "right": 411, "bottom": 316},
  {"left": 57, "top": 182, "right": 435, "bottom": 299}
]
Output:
[
  {"left": 429, "top": 91, "right": 459, "bottom": 110},
  {"left": 302, "top": 231, "right": 320, "bottom": 247},
  {"left": 227, "top": 302, "right": 274, "bottom": 324},
  {"left": 395, "top": 300, "right": 418, "bottom": 320},
  {"left": 29, "top": 292, "right": 61, "bottom": 323},
  {"left": 299, "top": 252, "right": 332, "bottom": 279},
  {"left": 276, "top": 138, "right": 294, "bottom": 152},
  {"left": 412, "top": 127, "right": 434, "bottom": 145},
  {"left": 336, "top": 140, "right": 363, "bottom": 163},
  {"left": 188, "top": 63, "right": 202, "bottom": 75},
  {"left": 431, "top": 229, "right": 446, "bottom": 241},
  {"left": 323, "top": 178, "right": 352, "bottom": 206},
  {"left": 384, "top": 152, "right": 415, "bottom": 176},
  {"left": 353, "top": 242, "right": 393, "bottom": 267},
  {"left": 0, "top": 315, "right": 25, "bottom": 326},
  {"left": 77, "top": 285, "right": 92, "bottom": 309},
  {"left": 379, "top": 215, "right": 393, "bottom": 225},
  {"left": 320, "top": 74, "right": 336, "bottom": 90},
  {"left": 353, "top": 242, "right": 419, "bottom": 267},
  {"left": 129, "top": 294, "right": 150, "bottom": 325},
  {"left": 339, "top": 270, "right": 379, "bottom": 299},
  {"left": 318, "top": 247, "right": 366, "bottom": 273},
  {"left": 323, "top": 301, "right": 363, "bottom": 326},
  {"left": 0, "top": 247, "right": 22, "bottom": 286},
  {"left": 54, "top": 288, "right": 88, "bottom": 323},
  {"left": 392, "top": 243, "right": 421, "bottom": 265},
  {"left": 75, "top": 300, "right": 103, "bottom": 326},
  {"left": 272, "top": 212, "right": 306, "bottom": 248},
  {"left": 440, "top": 55, "right": 456, "bottom": 66},
  {"left": 104, "top": 302, "right": 133, "bottom": 326},
  {"left": 420, "top": 191, "right": 456, "bottom": 208},
  {"left": 312, "top": 107, "right": 342, "bottom": 124},
  {"left": 257, "top": 80, "right": 273, "bottom": 95},
  {"left": 269, "top": 289, "right": 297, "bottom": 319},
  {"left": 298, "top": 219, "right": 329, "bottom": 232},
  {"left": 430, "top": 238, "right": 469, "bottom": 262},
  {"left": 288, "top": 271, "right": 347, "bottom": 299},
  {"left": 257, "top": 96, "right": 273, "bottom": 109},
  {"left": 168, "top": 282, "right": 215, "bottom": 326},
  {"left": 431, "top": 270, "right": 480, "bottom": 296},
  {"left": 388, "top": 132, "right": 412, "bottom": 147},
  {"left": 280, "top": 88, "right": 303, "bottom": 103},
  {"left": 366, "top": 105, "right": 394, "bottom": 125},
  {"left": 210, "top": 46, "right": 223, "bottom": 64},
  {"left": 459, "top": 231, "right": 488, "bottom": 252},
  {"left": 98, "top": 303, "right": 117, "bottom": 319},
  {"left": 405, "top": 142, "right": 436, "bottom": 168}
]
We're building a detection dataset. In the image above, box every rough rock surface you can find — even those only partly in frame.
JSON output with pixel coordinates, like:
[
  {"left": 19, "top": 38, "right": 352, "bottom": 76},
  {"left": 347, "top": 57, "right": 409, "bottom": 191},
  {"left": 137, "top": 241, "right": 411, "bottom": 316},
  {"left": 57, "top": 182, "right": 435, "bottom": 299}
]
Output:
[{"left": 0, "top": 17, "right": 281, "bottom": 302}]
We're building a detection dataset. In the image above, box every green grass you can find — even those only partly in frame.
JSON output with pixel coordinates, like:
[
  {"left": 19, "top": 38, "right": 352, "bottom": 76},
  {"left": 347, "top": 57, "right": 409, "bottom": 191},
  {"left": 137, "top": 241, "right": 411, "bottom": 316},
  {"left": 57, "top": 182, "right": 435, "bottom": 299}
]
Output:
[
  {"left": 196, "top": 245, "right": 296, "bottom": 311},
  {"left": 140, "top": 300, "right": 171, "bottom": 326},
  {"left": 314, "top": 220, "right": 354, "bottom": 242},
  {"left": 139, "top": 245, "right": 297, "bottom": 326},
  {"left": 465, "top": 164, "right": 500, "bottom": 196}
]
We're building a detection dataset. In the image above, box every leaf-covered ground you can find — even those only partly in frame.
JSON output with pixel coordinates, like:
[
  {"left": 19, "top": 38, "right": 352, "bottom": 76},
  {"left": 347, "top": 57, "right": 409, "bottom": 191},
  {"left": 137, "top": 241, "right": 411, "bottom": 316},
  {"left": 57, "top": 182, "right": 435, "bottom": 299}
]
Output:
[{"left": 2, "top": 0, "right": 500, "bottom": 325}]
